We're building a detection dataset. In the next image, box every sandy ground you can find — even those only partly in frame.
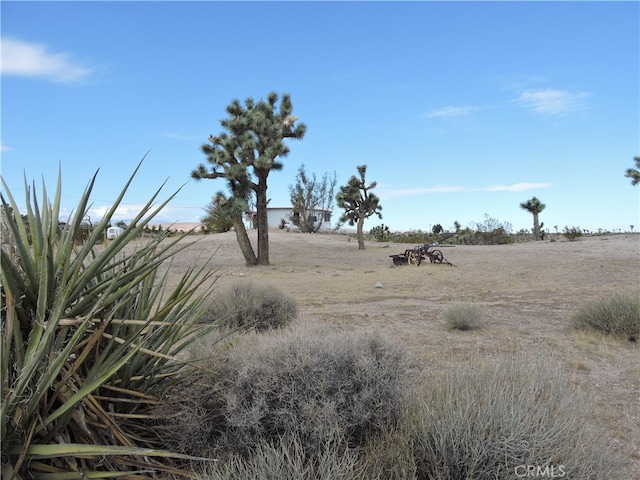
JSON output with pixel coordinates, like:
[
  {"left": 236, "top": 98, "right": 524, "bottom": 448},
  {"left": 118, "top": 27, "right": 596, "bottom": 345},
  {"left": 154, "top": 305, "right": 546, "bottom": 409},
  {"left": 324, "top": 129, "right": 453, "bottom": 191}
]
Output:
[{"left": 157, "top": 230, "right": 639, "bottom": 475}]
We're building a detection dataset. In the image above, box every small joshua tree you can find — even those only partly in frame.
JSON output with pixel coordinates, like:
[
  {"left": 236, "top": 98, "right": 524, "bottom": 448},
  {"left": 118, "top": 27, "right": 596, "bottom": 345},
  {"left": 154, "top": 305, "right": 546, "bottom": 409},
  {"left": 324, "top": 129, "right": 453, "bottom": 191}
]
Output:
[
  {"left": 336, "top": 165, "right": 382, "bottom": 250},
  {"left": 520, "top": 196, "right": 546, "bottom": 241}
]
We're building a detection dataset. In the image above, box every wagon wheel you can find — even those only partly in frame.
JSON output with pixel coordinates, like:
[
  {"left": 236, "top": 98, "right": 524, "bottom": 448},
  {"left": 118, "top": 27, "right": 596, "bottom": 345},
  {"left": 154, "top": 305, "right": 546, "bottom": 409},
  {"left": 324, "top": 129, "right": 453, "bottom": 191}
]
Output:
[
  {"left": 429, "top": 249, "right": 444, "bottom": 263},
  {"left": 407, "top": 251, "right": 421, "bottom": 266}
]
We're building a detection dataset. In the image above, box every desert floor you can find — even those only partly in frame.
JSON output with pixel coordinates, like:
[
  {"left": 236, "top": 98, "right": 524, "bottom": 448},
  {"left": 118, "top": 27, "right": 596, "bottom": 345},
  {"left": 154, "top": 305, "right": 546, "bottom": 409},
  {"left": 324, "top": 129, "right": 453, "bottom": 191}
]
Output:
[{"left": 158, "top": 230, "right": 639, "bottom": 475}]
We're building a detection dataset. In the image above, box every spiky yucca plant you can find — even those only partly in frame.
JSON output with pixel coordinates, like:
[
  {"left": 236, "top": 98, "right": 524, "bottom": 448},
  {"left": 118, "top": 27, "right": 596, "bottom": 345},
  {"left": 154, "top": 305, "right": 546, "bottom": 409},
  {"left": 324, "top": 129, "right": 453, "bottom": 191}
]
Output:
[{"left": 1, "top": 160, "right": 221, "bottom": 479}]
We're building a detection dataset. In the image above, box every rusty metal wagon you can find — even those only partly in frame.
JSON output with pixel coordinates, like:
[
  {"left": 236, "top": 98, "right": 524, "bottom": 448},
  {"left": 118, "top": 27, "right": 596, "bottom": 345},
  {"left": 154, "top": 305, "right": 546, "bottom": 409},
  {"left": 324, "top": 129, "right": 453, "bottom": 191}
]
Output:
[{"left": 390, "top": 243, "right": 454, "bottom": 266}]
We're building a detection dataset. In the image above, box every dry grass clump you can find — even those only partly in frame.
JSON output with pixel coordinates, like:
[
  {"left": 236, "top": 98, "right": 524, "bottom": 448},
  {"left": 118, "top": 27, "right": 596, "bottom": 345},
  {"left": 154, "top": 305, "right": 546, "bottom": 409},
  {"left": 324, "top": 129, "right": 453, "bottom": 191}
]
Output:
[
  {"left": 204, "top": 281, "right": 298, "bottom": 331},
  {"left": 199, "top": 434, "right": 362, "bottom": 480},
  {"left": 443, "top": 301, "right": 485, "bottom": 331},
  {"left": 571, "top": 292, "right": 640, "bottom": 340},
  {"left": 391, "top": 353, "right": 624, "bottom": 479},
  {"left": 157, "top": 323, "right": 413, "bottom": 464}
]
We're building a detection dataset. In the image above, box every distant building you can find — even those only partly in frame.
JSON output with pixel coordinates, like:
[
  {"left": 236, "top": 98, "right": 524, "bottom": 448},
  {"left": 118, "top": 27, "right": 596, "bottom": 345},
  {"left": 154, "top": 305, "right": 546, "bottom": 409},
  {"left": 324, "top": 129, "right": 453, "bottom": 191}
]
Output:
[
  {"left": 106, "top": 226, "right": 124, "bottom": 239},
  {"left": 246, "top": 207, "right": 333, "bottom": 231}
]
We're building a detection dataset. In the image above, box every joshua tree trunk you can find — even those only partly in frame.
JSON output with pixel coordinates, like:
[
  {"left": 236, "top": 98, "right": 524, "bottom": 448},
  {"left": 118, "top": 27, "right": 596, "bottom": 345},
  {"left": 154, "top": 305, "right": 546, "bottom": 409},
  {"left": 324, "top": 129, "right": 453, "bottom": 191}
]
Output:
[
  {"left": 533, "top": 213, "right": 541, "bottom": 241},
  {"left": 356, "top": 215, "right": 366, "bottom": 250},
  {"left": 256, "top": 176, "right": 270, "bottom": 265},
  {"left": 232, "top": 216, "right": 257, "bottom": 266}
]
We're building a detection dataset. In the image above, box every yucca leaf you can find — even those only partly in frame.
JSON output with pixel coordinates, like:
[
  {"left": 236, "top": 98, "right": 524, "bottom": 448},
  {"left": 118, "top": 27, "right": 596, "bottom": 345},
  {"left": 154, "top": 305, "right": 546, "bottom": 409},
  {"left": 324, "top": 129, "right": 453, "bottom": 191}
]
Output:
[
  {"left": 29, "top": 470, "right": 154, "bottom": 479},
  {"left": 9, "top": 442, "right": 214, "bottom": 461},
  {"left": 41, "top": 340, "right": 141, "bottom": 428}
]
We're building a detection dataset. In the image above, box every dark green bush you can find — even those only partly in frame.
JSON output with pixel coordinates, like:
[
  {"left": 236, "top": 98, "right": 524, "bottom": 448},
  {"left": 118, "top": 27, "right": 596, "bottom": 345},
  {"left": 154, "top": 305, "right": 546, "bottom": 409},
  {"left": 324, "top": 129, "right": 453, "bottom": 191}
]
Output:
[
  {"left": 571, "top": 292, "right": 640, "bottom": 340},
  {"left": 204, "top": 281, "right": 298, "bottom": 331},
  {"left": 369, "top": 224, "right": 391, "bottom": 242}
]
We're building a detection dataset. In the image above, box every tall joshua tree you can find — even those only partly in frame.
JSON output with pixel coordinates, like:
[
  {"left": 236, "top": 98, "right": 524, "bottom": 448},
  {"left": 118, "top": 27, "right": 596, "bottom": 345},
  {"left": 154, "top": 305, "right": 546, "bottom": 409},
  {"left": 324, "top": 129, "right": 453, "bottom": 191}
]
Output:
[
  {"left": 520, "top": 196, "right": 546, "bottom": 241},
  {"left": 192, "top": 92, "right": 306, "bottom": 265},
  {"left": 625, "top": 156, "right": 640, "bottom": 186},
  {"left": 336, "top": 165, "right": 382, "bottom": 250}
]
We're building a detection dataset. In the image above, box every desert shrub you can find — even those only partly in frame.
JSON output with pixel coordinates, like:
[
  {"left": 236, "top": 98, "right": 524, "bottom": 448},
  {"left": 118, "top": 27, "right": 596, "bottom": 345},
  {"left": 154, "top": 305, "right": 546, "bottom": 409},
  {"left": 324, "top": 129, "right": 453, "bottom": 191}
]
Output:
[
  {"left": 399, "top": 353, "right": 624, "bottom": 480},
  {"left": 204, "top": 281, "right": 298, "bottom": 331},
  {"left": 443, "top": 302, "right": 485, "bottom": 330},
  {"left": 563, "top": 225, "right": 583, "bottom": 241},
  {"left": 369, "top": 223, "right": 391, "bottom": 242},
  {"left": 571, "top": 292, "right": 640, "bottom": 340},
  {"left": 198, "top": 433, "right": 363, "bottom": 480},
  {"left": 390, "top": 230, "right": 433, "bottom": 244},
  {"left": 158, "top": 324, "right": 413, "bottom": 462}
]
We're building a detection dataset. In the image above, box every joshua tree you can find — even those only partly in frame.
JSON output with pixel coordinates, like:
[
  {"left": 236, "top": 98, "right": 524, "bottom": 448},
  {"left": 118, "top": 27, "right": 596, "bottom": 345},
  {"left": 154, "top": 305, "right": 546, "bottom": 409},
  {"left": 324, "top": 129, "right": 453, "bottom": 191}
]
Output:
[
  {"left": 192, "top": 92, "right": 306, "bottom": 265},
  {"left": 520, "top": 196, "right": 546, "bottom": 241},
  {"left": 336, "top": 165, "right": 382, "bottom": 250},
  {"left": 625, "top": 156, "right": 640, "bottom": 186}
]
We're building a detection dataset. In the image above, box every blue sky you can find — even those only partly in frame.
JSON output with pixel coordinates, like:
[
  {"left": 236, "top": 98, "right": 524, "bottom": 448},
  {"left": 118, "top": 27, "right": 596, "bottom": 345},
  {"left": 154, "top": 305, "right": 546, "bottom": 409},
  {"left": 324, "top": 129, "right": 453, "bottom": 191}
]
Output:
[{"left": 2, "top": 1, "right": 639, "bottom": 233}]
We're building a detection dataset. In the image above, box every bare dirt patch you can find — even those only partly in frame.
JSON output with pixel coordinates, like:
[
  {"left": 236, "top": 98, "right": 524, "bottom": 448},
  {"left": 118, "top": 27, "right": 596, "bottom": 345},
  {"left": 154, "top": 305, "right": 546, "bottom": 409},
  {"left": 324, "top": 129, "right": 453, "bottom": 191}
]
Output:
[{"left": 158, "top": 231, "right": 640, "bottom": 475}]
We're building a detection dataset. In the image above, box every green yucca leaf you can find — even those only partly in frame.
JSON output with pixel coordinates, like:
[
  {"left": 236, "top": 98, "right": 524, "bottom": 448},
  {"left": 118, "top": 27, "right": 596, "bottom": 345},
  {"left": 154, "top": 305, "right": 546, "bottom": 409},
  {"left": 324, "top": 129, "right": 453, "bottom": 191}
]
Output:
[
  {"left": 10, "top": 442, "right": 214, "bottom": 460},
  {"left": 41, "top": 343, "right": 142, "bottom": 428},
  {"left": 32, "top": 471, "right": 154, "bottom": 479}
]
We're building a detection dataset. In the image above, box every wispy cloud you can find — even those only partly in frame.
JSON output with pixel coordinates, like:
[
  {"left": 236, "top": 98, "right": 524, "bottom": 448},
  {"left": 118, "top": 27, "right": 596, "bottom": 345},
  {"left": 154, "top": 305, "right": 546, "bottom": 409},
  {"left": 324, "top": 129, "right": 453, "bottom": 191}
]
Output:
[
  {"left": 379, "top": 185, "right": 466, "bottom": 198},
  {"left": 1, "top": 37, "right": 95, "bottom": 83},
  {"left": 514, "top": 88, "right": 590, "bottom": 116},
  {"left": 83, "top": 203, "right": 203, "bottom": 223},
  {"left": 480, "top": 182, "right": 553, "bottom": 192},
  {"left": 1, "top": 143, "right": 12, "bottom": 152},
  {"left": 422, "top": 105, "right": 480, "bottom": 120},
  {"left": 380, "top": 182, "right": 552, "bottom": 199}
]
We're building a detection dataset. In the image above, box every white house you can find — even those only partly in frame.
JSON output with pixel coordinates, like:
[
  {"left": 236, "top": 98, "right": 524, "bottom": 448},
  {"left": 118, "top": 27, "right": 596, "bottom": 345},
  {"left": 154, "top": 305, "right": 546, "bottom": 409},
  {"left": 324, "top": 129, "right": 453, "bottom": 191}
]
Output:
[{"left": 246, "top": 207, "right": 333, "bottom": 231}]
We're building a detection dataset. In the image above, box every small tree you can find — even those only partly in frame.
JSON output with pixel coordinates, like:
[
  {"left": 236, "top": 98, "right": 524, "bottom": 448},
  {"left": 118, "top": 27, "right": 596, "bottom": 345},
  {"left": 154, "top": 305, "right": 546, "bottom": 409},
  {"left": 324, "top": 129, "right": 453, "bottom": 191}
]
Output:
[
  {"left": 625, "top": 156, "right": 640, "bottom": 186},
  {"left": 520, "top": 196, "right": 546, "bottom": 240},
  {"left": 200, "top": 191, "right": 235, "bottom": 233},
  {"left": 288, "top": 164, "right": 337, "bottom": 233},
  {"left": 336, "top": 165, "right": 382, "bottom": 250}
]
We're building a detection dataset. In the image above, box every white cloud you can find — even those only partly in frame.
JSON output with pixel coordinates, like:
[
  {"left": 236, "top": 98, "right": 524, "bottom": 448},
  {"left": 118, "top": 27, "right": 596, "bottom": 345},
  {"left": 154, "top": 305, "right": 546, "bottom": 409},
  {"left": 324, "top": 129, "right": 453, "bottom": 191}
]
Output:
[
  {"left": 380, "top": 182, "right": 552, "bottom": 198},
  {"left": 515, "top": 88, "right": 590, "bottom": 116},
  {"left": 86, "top": 204, "right": 147, "bottom": 222},
  {"left": 380, "top": 185, "right": 466, "bottom": 199},
  {"left": 1, "top": 143, "right": 12, "bottom": 152},
  {"left": 481, "top": 182, "right": 553, "bottom": 192},
  {"left": 1, "top": 37, "right": 94, "bottom": 83},
  {"left": 422, "top": 105, "right": 479, "bottom": 119},
  {"left": 84, "top": 203, "right": 202, "bottom": 224}
]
